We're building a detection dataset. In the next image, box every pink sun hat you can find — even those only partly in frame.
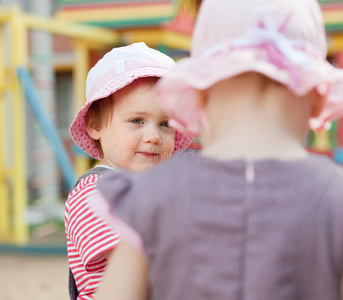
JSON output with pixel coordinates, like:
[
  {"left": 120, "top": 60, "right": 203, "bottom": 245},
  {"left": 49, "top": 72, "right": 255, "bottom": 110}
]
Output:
[
  {"left": 156, "top": 0, "right": 343, "bottom": 136},
  {"left": 70, "top": 42, "right": 193, "bottom": 160}
]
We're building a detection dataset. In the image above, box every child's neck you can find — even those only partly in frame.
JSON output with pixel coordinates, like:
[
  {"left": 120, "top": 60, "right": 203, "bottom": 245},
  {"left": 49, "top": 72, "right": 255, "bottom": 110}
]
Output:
[{"left": 201, "top": 73, "right": 313, "bottom": 161}]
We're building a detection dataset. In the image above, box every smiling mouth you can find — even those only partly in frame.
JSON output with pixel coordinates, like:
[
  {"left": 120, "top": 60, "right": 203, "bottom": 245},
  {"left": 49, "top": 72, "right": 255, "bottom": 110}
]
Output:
[{"left": 136, "top": 152, "right": 159, "bottom": 158}]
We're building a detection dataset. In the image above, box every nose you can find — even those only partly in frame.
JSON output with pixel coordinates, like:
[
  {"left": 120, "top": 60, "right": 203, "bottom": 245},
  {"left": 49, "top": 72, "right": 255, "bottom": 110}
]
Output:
[{"left": 143, "top": 125, "right": 162, "bottom": 145}]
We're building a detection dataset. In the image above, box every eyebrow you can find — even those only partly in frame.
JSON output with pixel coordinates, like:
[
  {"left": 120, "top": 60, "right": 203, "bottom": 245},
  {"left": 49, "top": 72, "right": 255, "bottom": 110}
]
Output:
[
  {"left": 122, "top": 111, "right": 169, "bottom": 119},
  {"left": 122, "top": 111, "right": 151, "bottom": 117}
]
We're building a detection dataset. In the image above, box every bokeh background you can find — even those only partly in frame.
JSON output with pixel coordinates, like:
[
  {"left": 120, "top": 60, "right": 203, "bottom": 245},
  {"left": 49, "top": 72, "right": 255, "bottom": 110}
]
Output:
[{"left": 0, "top": 0, "right": 342, "bottom": 299}]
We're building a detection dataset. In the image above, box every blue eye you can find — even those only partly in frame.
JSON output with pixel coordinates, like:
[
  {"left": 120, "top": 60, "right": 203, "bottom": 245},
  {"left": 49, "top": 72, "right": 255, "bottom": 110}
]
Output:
[
  {"left": 131, "top": 118, "right": 143, "bottom": 124},
  {"left": 161, "top": 121, "right": 169, "bottom": 127}
]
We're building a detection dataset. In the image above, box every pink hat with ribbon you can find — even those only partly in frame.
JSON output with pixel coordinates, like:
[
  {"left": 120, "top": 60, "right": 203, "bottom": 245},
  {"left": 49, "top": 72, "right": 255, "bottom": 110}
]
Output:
[
  {"left": 70, "top": 42, "right": 193, "bottom": 160},
  {"left": 156, "top": 0, "right": 343, "bottom": 136}
]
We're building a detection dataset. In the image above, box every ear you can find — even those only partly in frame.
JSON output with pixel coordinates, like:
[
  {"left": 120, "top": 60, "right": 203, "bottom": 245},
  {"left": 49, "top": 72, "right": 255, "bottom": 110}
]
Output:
[
  {"left": 310, "top": 91, "right": 325, "bottom": 118},
  {"left": 86, "top": 109, "right": 101, "bottom": 140},
  {"left": 196, "top": 89, "right": 207, "bottom": 108}
]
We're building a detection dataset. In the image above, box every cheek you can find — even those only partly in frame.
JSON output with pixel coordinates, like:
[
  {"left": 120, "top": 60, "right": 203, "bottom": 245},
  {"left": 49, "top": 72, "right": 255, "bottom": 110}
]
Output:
[
  {"left": 120, "top": 130, "right": 142, "bottom": 149},
  {"left": 163, "top": 132, "right": 176, "bottom": 153},
  {"left": 101, "top": 130, "right": 126, "bottom": 156},
  {"left": 113, "top": 127, "right": 138, "bottom": 144}
]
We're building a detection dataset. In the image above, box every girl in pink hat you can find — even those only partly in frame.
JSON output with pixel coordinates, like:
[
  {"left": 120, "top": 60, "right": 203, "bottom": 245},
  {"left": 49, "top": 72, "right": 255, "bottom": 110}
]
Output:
[
  {"left": 65, "top": 42, "right": 193, "bottom": 300},
  {"left": 91, "top": 1, "right": 343, "bottom": 300}
]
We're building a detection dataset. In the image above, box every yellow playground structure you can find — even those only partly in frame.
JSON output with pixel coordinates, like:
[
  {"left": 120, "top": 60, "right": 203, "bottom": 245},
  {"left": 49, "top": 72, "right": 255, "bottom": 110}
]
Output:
[{"left": 0, "top": 4, "right": 119, "bottom": 246}]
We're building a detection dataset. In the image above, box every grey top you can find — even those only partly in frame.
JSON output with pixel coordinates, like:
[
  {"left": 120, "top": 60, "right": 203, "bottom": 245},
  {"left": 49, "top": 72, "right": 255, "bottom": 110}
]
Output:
[{"left": 98, "top": 149, "right": 343, "bottom": 300}]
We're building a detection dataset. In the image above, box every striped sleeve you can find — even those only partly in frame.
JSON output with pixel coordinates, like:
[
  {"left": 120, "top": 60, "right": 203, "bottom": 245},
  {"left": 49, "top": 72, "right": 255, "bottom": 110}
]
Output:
[{"left": 65, "top": 174, "right": 121, "bottom": 271}]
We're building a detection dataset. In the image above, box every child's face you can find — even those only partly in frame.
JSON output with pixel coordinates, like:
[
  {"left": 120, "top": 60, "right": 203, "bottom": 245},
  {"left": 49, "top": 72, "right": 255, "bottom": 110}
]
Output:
[{"left": 97, "top": 82, "right": 175, "bottom": 172}]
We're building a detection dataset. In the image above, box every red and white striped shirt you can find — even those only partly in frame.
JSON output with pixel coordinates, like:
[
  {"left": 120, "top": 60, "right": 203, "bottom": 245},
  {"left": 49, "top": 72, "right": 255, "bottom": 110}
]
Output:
[{"left": 65, "top": 173, "right": 120, "bottom": 300}]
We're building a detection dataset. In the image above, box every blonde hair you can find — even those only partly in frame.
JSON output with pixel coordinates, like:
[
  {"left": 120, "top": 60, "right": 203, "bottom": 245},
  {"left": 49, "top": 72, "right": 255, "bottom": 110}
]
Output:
[{"left": 86, "top": 77, "right": 160, "bottom": 155}]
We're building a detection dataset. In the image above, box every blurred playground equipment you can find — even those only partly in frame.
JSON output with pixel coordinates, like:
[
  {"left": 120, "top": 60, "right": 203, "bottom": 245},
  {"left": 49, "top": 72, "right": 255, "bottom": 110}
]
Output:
[
  {"left": 1, "top": 0, "right": 343, "bottom": 249},
  {"left": 0, "top": 0, "right": 197, "bottom": 248},
  {"left": 0, "top": 3, "right": 119, "bottom": 246},
  {"left": 56, "top": 0, "right": 196, "bottom": 55}
]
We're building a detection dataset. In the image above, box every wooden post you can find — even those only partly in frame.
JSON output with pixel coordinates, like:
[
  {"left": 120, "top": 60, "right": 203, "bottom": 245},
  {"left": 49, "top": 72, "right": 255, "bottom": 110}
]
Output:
[
  {"left": 73, "top": 41, "right": 91, "bottom": 176},
  {"left": 0, "top": 18, "right": 10, "bottom": 243},
  {"left": 9, "top": 4, "right": 29, "bottom": 245}
]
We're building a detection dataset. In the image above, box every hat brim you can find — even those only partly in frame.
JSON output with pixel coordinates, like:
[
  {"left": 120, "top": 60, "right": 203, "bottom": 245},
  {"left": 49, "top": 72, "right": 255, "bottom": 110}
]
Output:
[{"left": 156, "top": 48, "right": 343, "bottom": 135}]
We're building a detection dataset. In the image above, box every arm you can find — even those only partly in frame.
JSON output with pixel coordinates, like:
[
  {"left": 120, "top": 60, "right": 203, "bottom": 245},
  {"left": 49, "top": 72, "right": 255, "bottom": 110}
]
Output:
[
  {"left": 96, "top": 241, "right": 149, "bottom": 300},
  {"left": 67, "top": 176, "right": 120, "bottom": 270}
]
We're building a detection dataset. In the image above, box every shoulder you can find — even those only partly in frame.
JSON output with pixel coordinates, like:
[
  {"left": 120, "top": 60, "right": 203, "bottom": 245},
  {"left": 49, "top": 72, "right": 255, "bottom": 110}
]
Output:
[
  {"left": 321, "top": 161, "right": 343, "bottom": 207},
  {"left": 307, "top": 156, "right": 343, "bottom": 222},
  {"left": 309, "top": 155, "right": 343, "bottom": 193},
  {"left": 299, "top": 155, "right": 343, "bottom": 206},
  {"left": 293, "top": 154, "right": 343, "bottom": 190},
  {"left": 69, "top": 165, "right": 114, "bottom": 196},
  {"left": 316, "top": 160, "right": 343, "bottom": 272},
  {"left": 67, "top": 173, "right": 101, "bottom": 205}
]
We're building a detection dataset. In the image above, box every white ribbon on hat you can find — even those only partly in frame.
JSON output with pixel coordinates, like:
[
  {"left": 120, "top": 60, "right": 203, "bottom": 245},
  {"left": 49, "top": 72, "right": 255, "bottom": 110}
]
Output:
[
  {"left": 233, "top": 8, "right": 310, "bottom": 69},
  {"left": 199, "top": 7, "right": 311, "bottom": 71}
]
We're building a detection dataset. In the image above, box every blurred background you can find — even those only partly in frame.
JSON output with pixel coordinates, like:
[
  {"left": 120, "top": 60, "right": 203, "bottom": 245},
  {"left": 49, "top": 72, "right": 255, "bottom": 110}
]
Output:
[{"left": 0, "top": 0, "right": 342, "bottom": 299}]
